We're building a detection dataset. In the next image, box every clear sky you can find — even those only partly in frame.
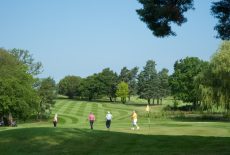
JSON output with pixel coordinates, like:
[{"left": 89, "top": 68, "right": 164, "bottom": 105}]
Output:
[{"left": 0, "top": 0, "right": 221, "bottom": 82}]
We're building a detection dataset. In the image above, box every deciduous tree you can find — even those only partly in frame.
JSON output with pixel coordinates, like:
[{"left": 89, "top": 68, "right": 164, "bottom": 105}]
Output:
[{"left": 116, "top": 82, "right": 129, "bottom": 104}]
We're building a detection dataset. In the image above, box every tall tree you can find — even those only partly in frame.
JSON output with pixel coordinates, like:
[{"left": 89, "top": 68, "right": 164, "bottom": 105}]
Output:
[
  {"left": 211, "top": 0, "right": 230, "bottom": 40},
  {"left": 0, "top": 48, "right": 39, "bottom": 120},
  {"left": 37, "top": 77, "right": 57, "bottom": 119},
  {"left": 128, "top": 67, "right": 139, "bottom": 99},
  {"left": 80, "top": 74, "right": 101, "bottom": 101},
  {"left": 137, "top": 60, "right": 160, "bottom": 104},
  {"left": 197, "top": 41, "right": 230, "bottom": 112},
  {"left": 9, "top": 48, "right": 43, "bottom": 76},
  {"left": 97, "top": 68, "right": 118, "bottom": 102},
  {"left": 158, "top": 68, "right": 170, "bottom": 104},
  {"left": 116, "top": 82, "right": 129, "bottom": 104},
  {"left": 58, "top": 76, "right": 81, "bottom": 99},
  {"left": 118, "top": 67, "right": 130, "bottom": 83},
  {"left": 118, "top": 67, "right": 139, "bottom": 100},
  {"left": 170, "top": 57, "right": 208, "bottom": 108},
  {"left": 136, "top": 0, "right": 194, "bottom": 37}
]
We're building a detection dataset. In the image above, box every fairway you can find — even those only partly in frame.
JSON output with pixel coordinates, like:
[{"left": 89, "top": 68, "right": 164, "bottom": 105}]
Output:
[{"left": 1, "top": 99, "right": 230, "bottom": 155}]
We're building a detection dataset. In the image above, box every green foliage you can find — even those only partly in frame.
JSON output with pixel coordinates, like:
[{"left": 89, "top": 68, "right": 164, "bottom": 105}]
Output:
[
  {"left": 158, "top": 68, "right": 170, "bottom": 101},
  {"left": 136, "top": 0, "right": 194, "bottom": 37},
  {"left": 116, "top": 82, "right": 129, "bottom": 103},
  {"left": 211, "top": 0, "right": 230, "bottom": 40},
  {"left": 118, "top": 67, "right": 139, "bottom": 99},
  {"left": 137, "top": 60, "right": 160, "bottom": 104},
  {"left": 9, "top": 48, "right": 43, "bottom": 76},
  {"left": 0, "top": 48, "right": 39, "bottom": 120},
  {"left": 97, "top": 68, "right": 118, "bottom": 101},
  {"left": 198, "top": 41, "right": 230, "bottom": 112},
  {"left": 58, "top": 76, "right": 81, "bottom": 99},
  {"left": 170, "top": 57, "right": 208, "bottom": 107},
  {"left": 80, "top": 74, "right": 101, "bottom": 100},
  {"left": 37, "top": 77, "right": 57, "bottom": 119}
]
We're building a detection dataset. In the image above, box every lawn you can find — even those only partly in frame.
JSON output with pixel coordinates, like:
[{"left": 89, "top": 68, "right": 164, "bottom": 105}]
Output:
[{"left": 0, "top": 99, "right": 230, "bottom": 155}]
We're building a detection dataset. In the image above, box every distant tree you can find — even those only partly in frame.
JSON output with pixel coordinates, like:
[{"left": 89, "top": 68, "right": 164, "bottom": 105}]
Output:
[
  {"left": 128, "top": 67, "right": 139, "bottom": 99},
  {"left": 119, "top": 67, "right": 130, "bottom": 83},
  {"left": 9, "top": 48, "right": 43, "bottom": 76},
  {"left": 118, "top": 67, "right": 139, "bottom": 100},
  {"left": 0, "top": 48, "right": 39, "bottom": 121},
  {"left": 170, "top": 57, "right": 208, "bottom": 108},
  {"left": 97, "top": 68, "right": 118, "bottom": 102},
  {"left": 158, "top": 68, "right": 170, "bottom": 104},
  {"left": 116, "top": 82, "right": 129, "bottom": 104},
  {"left": 211, "top": 0, "right": 230, "bottom": 40},
  {"left": 58, "top": 76, "right": 81, "bottom": 99},
  {"left": 80, "top": 74, "right": 101, "bottom": 101},
  {"left": 137, "top": 60, "right": 160, "bottom": 104},
  {"left": 37, "top": 77, "right": 57, "bottom": 119},
  {"left": 197, "top": 41, "right": 230, "bottom": 112},
  {"left": 136, "top": 0, "right": 194, "bottom": 37}
]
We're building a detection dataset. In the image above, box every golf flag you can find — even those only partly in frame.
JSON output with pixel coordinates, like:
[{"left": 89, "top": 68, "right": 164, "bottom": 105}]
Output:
[{"left": 146, "top": 104, "right": 150, "bottom": 112}]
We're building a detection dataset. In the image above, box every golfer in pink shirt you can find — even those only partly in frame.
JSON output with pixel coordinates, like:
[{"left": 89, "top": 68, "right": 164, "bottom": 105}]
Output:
[{"left": 88, "top": 112, "right": 95, "bottom": 129}]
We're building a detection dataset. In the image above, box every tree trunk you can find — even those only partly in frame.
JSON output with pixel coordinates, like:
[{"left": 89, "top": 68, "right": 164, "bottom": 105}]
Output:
[
  {"left": 157, "top": 98, "right": 159, "bottom": 104},
  {"left": 109, "top": 97, "right": 113, "bottom": 102},
  {"left": 152, "top": 98, "right": 155, "bottom": 105},
  {"left": 148, "top": 98, "right": 151, "bottom": 105}
]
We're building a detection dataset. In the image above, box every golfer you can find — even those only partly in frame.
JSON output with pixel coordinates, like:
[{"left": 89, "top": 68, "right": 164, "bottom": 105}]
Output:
[
  {"left": 131, "top": 110, "right": 139, "bottom": 130},
  {"left": 88, "top": 112, "right": 95, "bottom": 130},
  {"left": 105, "top": 111, "right": 112, "bottom": 129}
]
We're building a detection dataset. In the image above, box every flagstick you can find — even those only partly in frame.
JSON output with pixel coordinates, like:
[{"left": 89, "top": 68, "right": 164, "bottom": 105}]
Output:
[
  {"left": 148, "top": 111, "right": 150, "bottom": 131},
  {"left": 146, "top": 104, "right": 151, "bottom": 134}
]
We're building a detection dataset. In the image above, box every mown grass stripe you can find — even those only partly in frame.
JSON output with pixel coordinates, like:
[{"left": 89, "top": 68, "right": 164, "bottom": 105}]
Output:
[
  {"left": 63, "top": 101, "right": 76, "bottom": 114},
  {"left": 76, "top": 102, "right": 87, "bottom": 117}
]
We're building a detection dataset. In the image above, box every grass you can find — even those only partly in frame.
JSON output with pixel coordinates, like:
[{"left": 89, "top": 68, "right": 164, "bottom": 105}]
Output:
[{"left": 1, "top": 99, "right": 230, "bottom": 155}]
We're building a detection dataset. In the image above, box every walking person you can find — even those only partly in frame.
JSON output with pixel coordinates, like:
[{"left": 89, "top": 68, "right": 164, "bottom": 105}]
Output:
[
  {"left": 131, "top": 110, "right": 139, "bottom": 130},
  {"left": 88, "top": 112, "right": 95, "bottom": 130},
  {"left": 105, "top": 111, "right": 112, "bottom": 130},
  {"left": 53, "top": 113, "right": 58, "bottom": 127}
]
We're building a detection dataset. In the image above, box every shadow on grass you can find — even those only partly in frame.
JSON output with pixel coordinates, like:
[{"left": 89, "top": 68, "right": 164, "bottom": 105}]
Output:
[
  {"left": 171, "top": 114, "right": 230, "bottom": 123},
  {"left": 0, "top": 127, "right": 229, "bottom": 155}
]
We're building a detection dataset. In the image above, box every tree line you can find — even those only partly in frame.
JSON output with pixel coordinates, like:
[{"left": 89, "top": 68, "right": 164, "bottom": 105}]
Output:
[
  {"left": 170, "top": 41, "right": 230, "bottom": 113},
  {"left": 58, "top": 41, "right": 230, "bottom": 114},
  {"left": 58, "top": 60, "right": 170, "bottom": 105},
  {"left": 0, "top": 41, "right": 229, "bottom": 122}
]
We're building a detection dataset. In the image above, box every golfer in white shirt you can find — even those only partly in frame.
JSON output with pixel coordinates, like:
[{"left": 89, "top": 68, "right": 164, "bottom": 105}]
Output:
[{"left": 106, "top": 111, "right": 112, "bottom": 129}]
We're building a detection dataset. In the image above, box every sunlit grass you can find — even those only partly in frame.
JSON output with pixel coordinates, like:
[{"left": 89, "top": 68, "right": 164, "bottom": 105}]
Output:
[{"left": 1, "top": 99, "right": 230, "bottom": 155}]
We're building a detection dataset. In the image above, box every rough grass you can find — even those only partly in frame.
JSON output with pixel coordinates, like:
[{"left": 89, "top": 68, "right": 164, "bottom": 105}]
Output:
[{"left": 1, "top": 99, "right": 230, "bottom": 155}]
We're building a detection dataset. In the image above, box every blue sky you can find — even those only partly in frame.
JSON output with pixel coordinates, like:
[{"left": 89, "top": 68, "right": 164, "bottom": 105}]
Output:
[{"left": 0, "top": 0, "right": 221, "bottom": 82}]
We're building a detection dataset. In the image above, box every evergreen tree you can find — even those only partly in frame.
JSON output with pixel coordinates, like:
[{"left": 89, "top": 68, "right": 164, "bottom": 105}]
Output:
[
  {"left": 158, "top": 68, "right": 170, "bottom": 104},
  {"left": 211, "top": 0, "right": 230, "bottom": 40},
  {"left": 136, "top": 0, "right": 194, "bottom": 37},
  {"left": 118, "top": 67, "right": 139, "bottom": 100},
  {"left": 137, "top": 60, "right": 160, "bottom": 104}
]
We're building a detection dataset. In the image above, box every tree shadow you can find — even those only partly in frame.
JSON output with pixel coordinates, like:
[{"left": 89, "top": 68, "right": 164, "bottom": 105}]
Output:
[
  {"left": 0, "top": 127, "right": 229, "bottom": 155},
  {"left": 171, "top": 114, "right": 230, "bottom": 123}
]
